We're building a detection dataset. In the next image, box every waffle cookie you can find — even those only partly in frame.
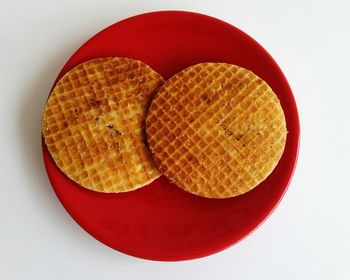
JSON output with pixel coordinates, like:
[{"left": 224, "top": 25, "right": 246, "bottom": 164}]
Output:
[
  {"left": 146, "top": 63, "right": 287, "bottom": 198},
  {"left": 42, "top": 57, "right": 164, "bottom": 193}
]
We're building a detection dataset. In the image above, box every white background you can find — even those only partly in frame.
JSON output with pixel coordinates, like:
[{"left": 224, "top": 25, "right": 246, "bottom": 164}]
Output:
[{"left": 1, "top": 0, "right": 349, "bottom": 279}]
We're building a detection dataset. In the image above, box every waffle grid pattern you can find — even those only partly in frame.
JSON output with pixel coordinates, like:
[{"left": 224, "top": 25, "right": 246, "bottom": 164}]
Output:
[
  {"left": 146, "top": 63, "right": 287, "bottom": 198},
  {"left": 42, "top": 57, "right": 164, "bottom": 192}
]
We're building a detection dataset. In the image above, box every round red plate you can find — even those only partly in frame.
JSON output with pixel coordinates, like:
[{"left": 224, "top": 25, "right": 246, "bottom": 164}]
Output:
[{"left": 43, "top": 11, "right": 300, "bottom": 261}]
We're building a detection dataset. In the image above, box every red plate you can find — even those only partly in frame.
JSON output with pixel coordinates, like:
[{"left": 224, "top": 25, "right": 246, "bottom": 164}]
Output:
[{"left": 43, "top": 11, "right": 300, "bottom": 261}]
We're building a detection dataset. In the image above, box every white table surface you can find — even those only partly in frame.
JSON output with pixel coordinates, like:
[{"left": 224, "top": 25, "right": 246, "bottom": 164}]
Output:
[{"left": 1, "top": 0, "right": 349, "bottom": 279}]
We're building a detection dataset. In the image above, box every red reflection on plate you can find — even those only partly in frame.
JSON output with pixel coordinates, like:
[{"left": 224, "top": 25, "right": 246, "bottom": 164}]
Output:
[{"left": 43, "top": 11, "right": 300, "bottom": 261}]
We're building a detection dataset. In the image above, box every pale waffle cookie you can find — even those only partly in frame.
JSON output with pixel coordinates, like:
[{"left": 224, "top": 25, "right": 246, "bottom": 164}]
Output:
[
  {"left": 146, "top": 63, "right": 287, "bottom": 198},
  {"left": 42, "top": 57, "right": 164, "bottom": 193}
]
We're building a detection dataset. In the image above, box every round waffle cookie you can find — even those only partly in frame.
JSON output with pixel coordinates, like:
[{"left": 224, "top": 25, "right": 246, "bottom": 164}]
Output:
[
  {"left": 146, "top": 63, "right": 287, "bottom": 198},
  {"left": 42, "top": 57, "right": 164, "bottom": 193}
]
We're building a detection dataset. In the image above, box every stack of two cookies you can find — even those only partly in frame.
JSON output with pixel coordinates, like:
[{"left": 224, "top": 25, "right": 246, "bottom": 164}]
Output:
[{"left": 42, "top": 57, "right": 287, "bottom": 199}]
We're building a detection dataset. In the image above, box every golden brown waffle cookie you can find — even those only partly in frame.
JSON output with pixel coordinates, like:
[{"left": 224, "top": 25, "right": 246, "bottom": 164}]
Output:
[
  {"left": 146, "top": 63, "right": 287, "bottom": 198},
  {"left": 42, "top": 57, "right": 164, "bottom": 193}
]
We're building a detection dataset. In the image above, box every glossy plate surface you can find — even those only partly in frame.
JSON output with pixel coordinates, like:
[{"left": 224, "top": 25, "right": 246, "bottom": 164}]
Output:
[{"left": 43, "top": 11, "right": 300, "bottom": 261}]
